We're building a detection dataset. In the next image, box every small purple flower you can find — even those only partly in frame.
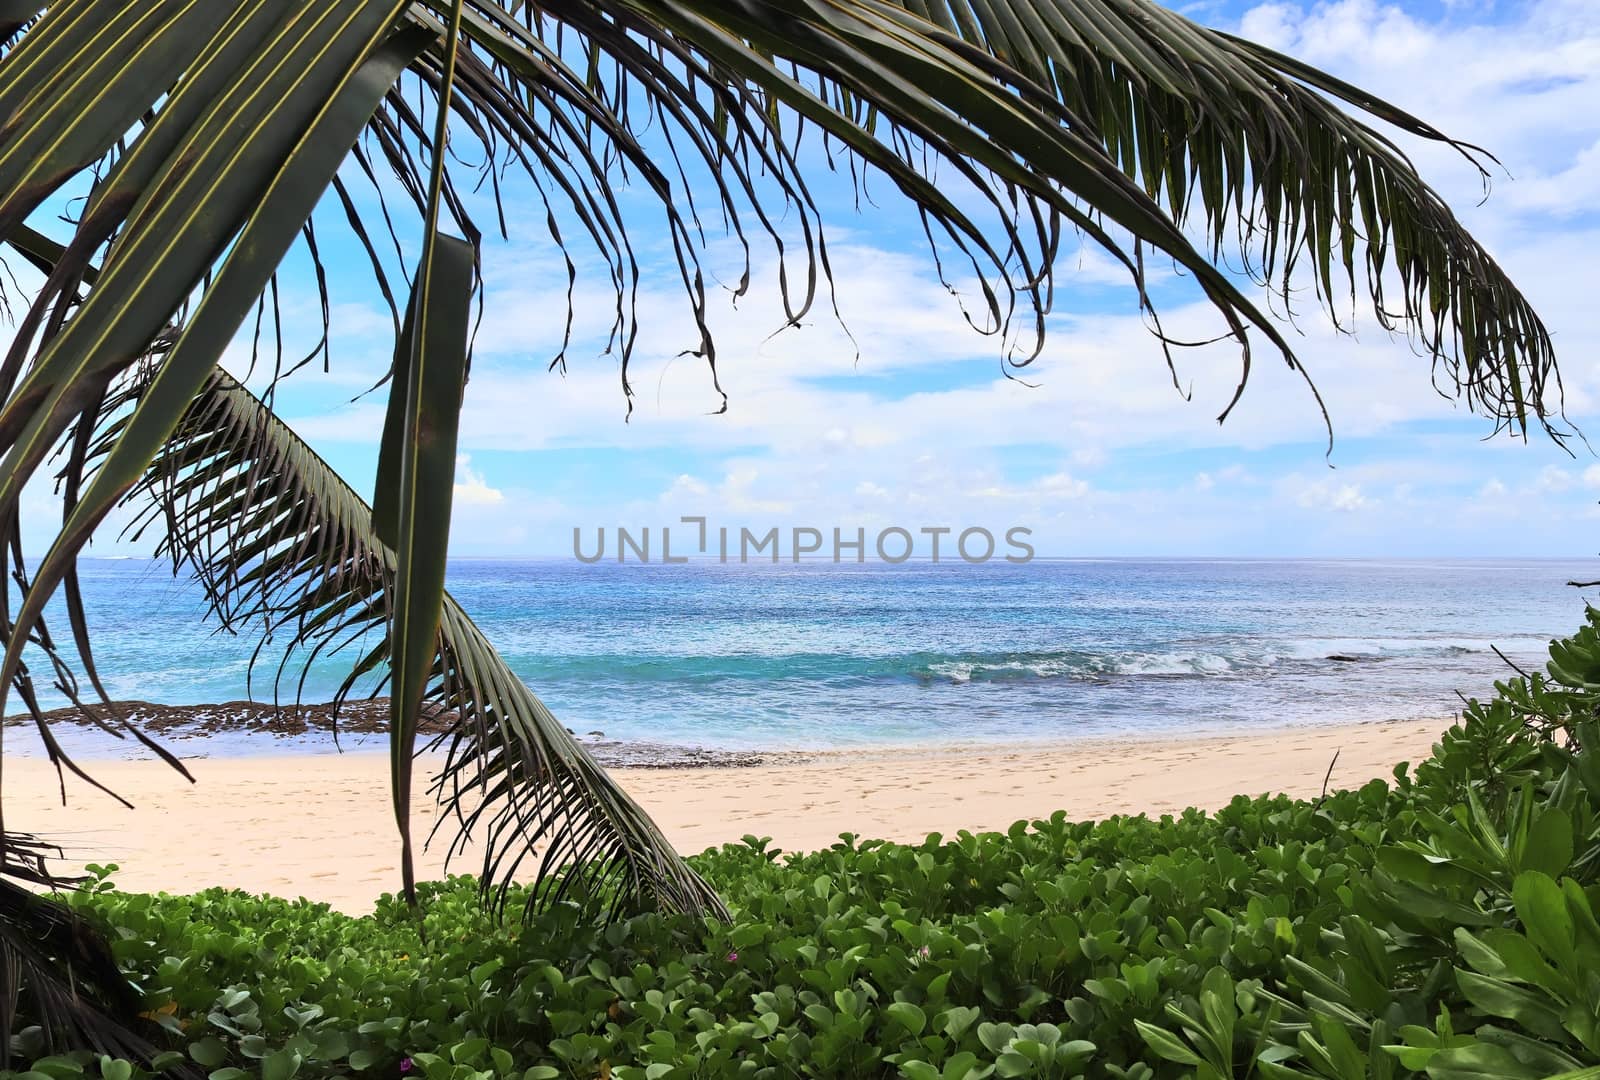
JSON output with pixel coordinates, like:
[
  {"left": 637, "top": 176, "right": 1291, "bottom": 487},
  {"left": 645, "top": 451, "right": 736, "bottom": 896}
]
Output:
[
  {"left": 918, "top": 945, "right": 931, "bottom": 959},
  {"left": 726, "top": 951, "right": 739, "bottom": 963},
  {"left": 399, "top": 1058, "right": 414, "bottom": 1074}
]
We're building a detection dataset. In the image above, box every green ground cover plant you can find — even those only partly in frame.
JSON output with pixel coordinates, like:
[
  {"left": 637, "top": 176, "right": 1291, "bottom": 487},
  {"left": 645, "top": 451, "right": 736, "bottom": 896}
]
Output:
[{"left": 14, "top": 612, "right": 1600, "bottom": 1080}]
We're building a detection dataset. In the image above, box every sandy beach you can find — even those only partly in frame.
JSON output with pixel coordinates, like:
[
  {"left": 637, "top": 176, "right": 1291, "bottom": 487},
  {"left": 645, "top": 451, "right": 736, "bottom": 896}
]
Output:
[{"left": 5, "top": 717, "right": 1448, "bottom": 913}]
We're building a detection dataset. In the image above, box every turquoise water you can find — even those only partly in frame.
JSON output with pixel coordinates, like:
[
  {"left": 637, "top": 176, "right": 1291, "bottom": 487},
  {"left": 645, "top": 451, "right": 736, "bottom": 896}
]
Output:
[{"left": 16, "top": 557, "right": 1598, "bottom": 751}]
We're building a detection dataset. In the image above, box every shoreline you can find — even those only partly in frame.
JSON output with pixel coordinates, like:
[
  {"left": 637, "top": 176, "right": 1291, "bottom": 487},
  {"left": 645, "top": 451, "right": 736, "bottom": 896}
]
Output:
[
  {"left": 5, "top": 715, "right": 1451, "bottom": 914},
  {"left": 7, "top": 697, "right": 1451, "bottom": 768},
  {"left": 3, "top": 699, "right": 795, "bottom": 768}
]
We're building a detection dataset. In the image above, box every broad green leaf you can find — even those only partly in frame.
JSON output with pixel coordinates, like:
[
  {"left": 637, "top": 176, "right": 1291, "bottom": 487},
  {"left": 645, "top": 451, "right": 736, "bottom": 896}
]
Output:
[
  {"left": 188, "top": 1039, "right": 228, "bottom": 1069},
  {"left": 1516, "top": 807, "right": 1573, "bottom": 879},
  {"left": 1424, "top": 1042, "right": 1543, "bottom": 1080},
  {"left": 1453, "top": 970, "right": 1568, "bottom": 1043},
  {"left": 1135, "top": 1021, "right": 1202, "bottom": 1066},
  {"left": 885, "top": 1002, "right": 926, "bottom": 1038},
  {"left": 1514, "top": 872, "right": 1576, "bottom": 963},
  {"left": 259, "top": 1049, "right": 302, "bottom": 1080},
  {"left": 378, "top": 230, "right": 474, "bottom": 903}
]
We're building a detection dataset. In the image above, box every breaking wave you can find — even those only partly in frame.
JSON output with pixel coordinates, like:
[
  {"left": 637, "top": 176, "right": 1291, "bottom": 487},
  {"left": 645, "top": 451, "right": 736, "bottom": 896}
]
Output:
[{"left": 510, "top": 636, "right": 1548, "bottom": 689}]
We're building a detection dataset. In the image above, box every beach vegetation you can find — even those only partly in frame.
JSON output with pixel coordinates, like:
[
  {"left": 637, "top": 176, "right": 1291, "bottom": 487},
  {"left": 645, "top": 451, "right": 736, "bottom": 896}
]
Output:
[
  {"left": 6, "top": 611, "right": 1600, "bottom": 1078},
  {"left": 0, "top": 0, "right": 1572, "bottom": 1061}
]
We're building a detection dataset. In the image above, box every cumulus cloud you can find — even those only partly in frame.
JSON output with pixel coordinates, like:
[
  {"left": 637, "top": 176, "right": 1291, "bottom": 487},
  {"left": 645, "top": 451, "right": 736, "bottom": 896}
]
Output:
[
  {"left": 452, "top": 455, "right": 505, "bottom": 507},
  {"left": 1537, "top": 466, "right": 1575, "bottom": 493},
  {"left": 1289, "top": 478, "right": 1371, "bottom": 513},
  {"left": 1036, "top": 472, "right": 1091, "bottom": 500},
  {"left": 665, "top": 474, "right": 710, "bottom": 498}
]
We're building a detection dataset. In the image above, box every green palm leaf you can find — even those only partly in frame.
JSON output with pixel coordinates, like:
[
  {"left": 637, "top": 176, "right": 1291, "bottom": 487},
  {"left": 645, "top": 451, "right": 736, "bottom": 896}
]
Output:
[
  {"left": 374, "top": 233, "right": 475, "bottom": 908},
  {"left": 0, "top": 832, "right": 160, "bottom": 1069},
  {"left": 109, "top": 364, "right": 723, "bottom": 920}
]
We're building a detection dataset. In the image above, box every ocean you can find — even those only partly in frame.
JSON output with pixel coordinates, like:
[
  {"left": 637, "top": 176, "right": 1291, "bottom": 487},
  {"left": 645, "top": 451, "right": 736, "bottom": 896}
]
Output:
[{"left": 11, "top": 556, "right": 1595, "bottom": 757}]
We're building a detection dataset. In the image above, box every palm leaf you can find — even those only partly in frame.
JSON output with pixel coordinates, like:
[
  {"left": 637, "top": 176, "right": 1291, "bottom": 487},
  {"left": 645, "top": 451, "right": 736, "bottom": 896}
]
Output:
[
  {"left": 0, "top": 22, "right": 434, "bottom": 789},
  {"left": 401, "top": 0, "right": 1556, "bottom": 431},
  {"left": 870, "top": 0, "right": 1558, "bottom": 430},
  {"left": 0, "top": 834, "right": 162, "bottom": 1069},
  {"left": 377, "top": 0, "right": 472, "bottom": 911},
  {"left": 106, "top": 365, "right": 723, "bottom": 919},
  {"left": 375, "top": 232, "right": 475, "bottom": 907}
]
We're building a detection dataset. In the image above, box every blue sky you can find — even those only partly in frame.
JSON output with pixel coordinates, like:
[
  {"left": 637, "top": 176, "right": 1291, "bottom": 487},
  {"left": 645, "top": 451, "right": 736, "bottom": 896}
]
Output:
[{"left": 36, "top": 0, "right": 1600, "bottom": 559}]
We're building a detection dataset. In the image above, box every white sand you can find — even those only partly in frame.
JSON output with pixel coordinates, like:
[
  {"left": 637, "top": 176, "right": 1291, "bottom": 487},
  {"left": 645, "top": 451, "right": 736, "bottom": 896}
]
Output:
[{"left": 4, "top": 717, "right": 1447, "bottom": 913}]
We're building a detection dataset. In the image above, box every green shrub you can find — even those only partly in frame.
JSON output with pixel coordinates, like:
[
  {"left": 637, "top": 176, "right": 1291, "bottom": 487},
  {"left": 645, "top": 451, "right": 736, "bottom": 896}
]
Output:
[{"left": 16, "top": 610, "right": 1600, "bottom": 1079}]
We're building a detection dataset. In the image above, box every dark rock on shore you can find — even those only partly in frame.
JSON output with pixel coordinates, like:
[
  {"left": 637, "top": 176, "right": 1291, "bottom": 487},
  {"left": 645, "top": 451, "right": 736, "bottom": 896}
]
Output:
[
  {"left": 6, "top": 697, "right": 452, "bottom": 739},
  {"left": 4, "top": 699, "right": 790, "bottom": 769}
]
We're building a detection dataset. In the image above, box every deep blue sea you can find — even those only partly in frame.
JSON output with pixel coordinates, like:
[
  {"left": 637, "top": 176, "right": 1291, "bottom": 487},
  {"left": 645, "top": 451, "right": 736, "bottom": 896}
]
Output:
[{"left": 16, "top": 557, "right": 1600, "bottom": 752}]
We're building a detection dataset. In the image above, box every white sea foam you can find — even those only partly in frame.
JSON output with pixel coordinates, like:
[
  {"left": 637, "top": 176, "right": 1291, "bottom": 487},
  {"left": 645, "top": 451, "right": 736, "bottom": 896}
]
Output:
[{"left": 919, "top": 634, "right": 1553, "bottom": 684}]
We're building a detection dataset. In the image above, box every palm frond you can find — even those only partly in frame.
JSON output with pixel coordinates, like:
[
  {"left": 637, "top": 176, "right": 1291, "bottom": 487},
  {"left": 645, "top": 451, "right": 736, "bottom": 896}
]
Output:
[
  {"left": 389, "top": 0, "right": 1558, "bottom": 432},
  {"left": 0, "top": 833, "right": 160, "bottom": 1068},
  {"left": 0, "top": 830, "right": 73, "bottom": 889},
  {"left": 870, "top": 0, "right": 1559, "bottom": 431},
  {"left": 108, "top": 365, "right": 722, "bottom": 919}
]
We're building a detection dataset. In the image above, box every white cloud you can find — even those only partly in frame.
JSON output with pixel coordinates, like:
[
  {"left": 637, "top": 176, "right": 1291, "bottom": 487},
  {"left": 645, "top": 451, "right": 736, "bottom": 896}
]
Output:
[
  {"left": 1537, "top": 466, "right": 1575, "bottom": 493},
  {"left": 1288, "top": 477, "right": 1371, "bottom": 513},
  {"left": 1329, "top": 486, "right": 1370, "bottom": 514},
  {"left": 665, "top": 474, "right": 710, "bottom": 498},
  {"left": 1036, "top": 472, "right": 1091, "bottom": 499},
  {"left": 452, "top": 455, "right": 504, "bottom": 507},
  {"left": 1232, "top": 0, "right": 1600, "bottom": 220},
  {"left": 718, "top": 466, "right": 793, "bottom": 515}
]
